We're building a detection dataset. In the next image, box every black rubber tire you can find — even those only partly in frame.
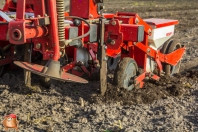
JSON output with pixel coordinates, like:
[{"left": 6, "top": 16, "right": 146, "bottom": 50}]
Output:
[
  {"left": 113, "top": 57, "right": 138, "bottom": 90},
  {"left": 107, "top": 56, "right": 120, "bottom": 71},
  {"left": 161, "top": 39, "right": 181, "bottom": 75}
]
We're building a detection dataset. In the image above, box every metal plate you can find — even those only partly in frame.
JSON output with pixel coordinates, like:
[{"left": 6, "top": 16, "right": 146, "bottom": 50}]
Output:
[{"left": 14, "top": 61, "right": 88, "bottom": 84}]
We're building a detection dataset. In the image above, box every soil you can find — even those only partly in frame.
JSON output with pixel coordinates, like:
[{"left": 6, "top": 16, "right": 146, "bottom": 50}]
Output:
[{"left": 1, "top": 0, "right": 198, "bottom": 131}]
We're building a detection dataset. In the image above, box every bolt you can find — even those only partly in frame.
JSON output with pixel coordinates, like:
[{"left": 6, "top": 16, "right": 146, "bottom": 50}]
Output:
[
  {"left": 44, "top": 14, "right": 48, "bottom": 17},
  {"left": 36, "top": 43, "right": 41, "bottom": 49},
  {"left": 100, "top": 5, "right": 105, "bottom": 10},
  {"left": 135, "top": 18, "right": 139, "bottom": 24},
  {"left": 111, "top": 21, "right": 116, "bottom": 26},
  {"left": 89, "top": 14, "right": 93, "bottom": 18},
  {"left": 148, "top": 29, "right": 152, "bottom": 35},
  {"left": 147, "top": 48, "right": 150, "bottom": 54},
  {"left": 110, "top": 40, "right": 116, "bottom": 45},
  {"left": 29, "top": 16, "right": 34, "bottom": 19},
  {"left": 104, "top": 46, "right": 107, "bottom": 50},
  {"left": 37, "top": 15, "right": 41, "bottom": 18},
  {"left": 103, "top": 57, "right": 108, "bottom": 61},
  {"left": 76, "top": 61, "right": 84, "bottom": 66},
  {"left": 28, "top": 49, "right": 31, "bottom": 53},
  {"left": 60, "top": 51, "right": 62, "bottom": 56}
]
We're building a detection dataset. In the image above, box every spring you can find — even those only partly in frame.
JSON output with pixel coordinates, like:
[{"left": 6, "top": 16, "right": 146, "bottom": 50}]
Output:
[{"left": 56, "top": 0, "right": 65, "bottom": 46}]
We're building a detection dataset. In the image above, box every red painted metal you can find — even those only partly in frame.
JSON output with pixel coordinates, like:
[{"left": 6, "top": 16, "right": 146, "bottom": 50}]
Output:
[
  {"left": 121, "top": 24, "right": 142, "bottom": 41},
  {"left": 70, "top": 0, "right": 99, "bottom": 19},
  {"left": 14, "top": 61, "right": 88, "bottom": 83},
  {"left": 3, "top": 0, "right": 33, "bottom": 12},
  {"left": 62, "top": 61, "right": 77, "bottom": 72},
  {"left": 80, "top": 66, "right": 91, "bottom": 77},
  {"left": 105, "top": 19, "right": 123, "bottom": 50},
  {"left": 25, "top": 26, "right": 48, "bottom": 39},
  {"left": 151, "top": 74, "right": 160, "bottom": 81},
  {"left": 16, "top": 0, "right": 26, "bottom": 20},
  {"left": 72, "top": 69, "right": 84, "bottom": 77},
  {"left": 106, "top": 48, "right": 121, "bottom": 58},
  {"left": 158, "top": 47, "right": 186, "bottom": 66},
  {"left": 134, "top": 42, "right": 185, "bottom": 66},
  {"left": 135, "top": 71, "right": 146, "bottom": 88},
  {"left": 0, "top": 0, "right": 186, "bottom": 90},
  {"left": 0, "top": 25, "right": 8, "bottom": 41},
  {"left": 116, "top": 12, "right": 152, "bottom": 35},
  {"left": 103, "top": 13, "right": 115, "bottom": 19},
  {"left": 0, "top": 57, "right": 13, "bottom": 66},
  {"left": 47, "top": 0, "right": 60, "bottom": 61}
]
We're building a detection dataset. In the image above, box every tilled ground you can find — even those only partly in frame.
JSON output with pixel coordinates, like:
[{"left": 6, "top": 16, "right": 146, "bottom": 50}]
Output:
[{"left": 1, "top": 0, "right": 198, "bottom": 131}]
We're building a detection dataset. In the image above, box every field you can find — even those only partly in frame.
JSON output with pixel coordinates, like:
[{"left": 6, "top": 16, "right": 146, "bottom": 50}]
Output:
[{"left": 0, "top": 0, "right": 198, "bottom": 131}]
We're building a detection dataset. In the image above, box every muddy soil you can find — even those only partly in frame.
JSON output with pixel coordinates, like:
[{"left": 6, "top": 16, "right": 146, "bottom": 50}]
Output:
[{"left": 0, "top": 0, "right": 198, "bottom": 131}]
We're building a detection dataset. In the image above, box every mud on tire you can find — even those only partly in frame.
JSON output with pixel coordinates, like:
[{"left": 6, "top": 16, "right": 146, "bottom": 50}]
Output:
[{"left": 113, "top": 57, "right": 138, "bottom": 90}]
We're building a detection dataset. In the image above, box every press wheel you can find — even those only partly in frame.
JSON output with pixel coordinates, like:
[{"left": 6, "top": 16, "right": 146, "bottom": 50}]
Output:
[
  {"left": 161, "top": 38, "right": 181, "bottom": 75},
  {"left": 113, "top": 57, "right": 137, "bottom": 90}
]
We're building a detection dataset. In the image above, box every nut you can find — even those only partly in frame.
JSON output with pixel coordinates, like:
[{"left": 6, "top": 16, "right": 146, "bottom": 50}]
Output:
[
  {"left": 148, "top": 29, "right": 152, "bottom": 35},
  {"left": 111, "top": 21, "right": 116, "bottom": 26},
  {"left": 110, "top": 40, "right": 116, "bottom": 45},
  {"left": 89, "top": 14, "right": 93, "bottom": 18},
  {"left": 36, "top": 43, "right": 41, "bottom": 49},
  {"left": 135, "top": 18, "right": 139, "bottom": 24},
  {"left": 147, "top": 48, "right": 150, "bottom": 54},
  {"left": 103, "top": 57, "right": 108, "bottom": 61}
]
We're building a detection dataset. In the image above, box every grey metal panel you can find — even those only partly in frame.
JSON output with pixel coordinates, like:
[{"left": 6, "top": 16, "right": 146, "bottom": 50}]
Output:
[
  {"left": 138, "top": 26, "right": 144, "bottom": 42},
  {"left": 89, "top": 24, "right": 98, "bottom": 42},
  {"left": 68, "top": 27, "right": 80, "bottom": 46}
]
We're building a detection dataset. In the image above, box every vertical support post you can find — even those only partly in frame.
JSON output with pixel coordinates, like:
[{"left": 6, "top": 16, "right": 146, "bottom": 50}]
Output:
[
  {"left": 33, "top": 0, "right": 46, "bottom": 17},
  {"left": 16, "top": 0, "right": 25, "bottom": 20},
  {"left": 48, "top": 0, "right": 60, "bottom": 61},
  {"left": 98, "top": 18, "right": 107, "bottom": 96},
  {"left": 24, "top": 43, "right": 32, "bottom": 86}
]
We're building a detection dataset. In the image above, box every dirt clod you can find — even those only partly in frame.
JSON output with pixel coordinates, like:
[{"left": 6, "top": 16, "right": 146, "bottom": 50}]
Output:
[
  {"left": 1, "top": 0, "right": 198, "bottom": 131},
  {"left": 93, "top": 70, "right": 198, "bottom": 105}
]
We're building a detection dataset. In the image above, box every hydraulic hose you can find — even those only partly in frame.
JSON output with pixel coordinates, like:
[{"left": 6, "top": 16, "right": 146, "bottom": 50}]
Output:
[{"left": 65, "top": 16, "right": 91, "bottom": 44}]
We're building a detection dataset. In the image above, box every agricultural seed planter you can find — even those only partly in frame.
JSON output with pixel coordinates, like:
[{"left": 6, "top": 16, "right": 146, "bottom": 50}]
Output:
[{"left": 0, "top": 0, "right": 185, "bottom": 95}]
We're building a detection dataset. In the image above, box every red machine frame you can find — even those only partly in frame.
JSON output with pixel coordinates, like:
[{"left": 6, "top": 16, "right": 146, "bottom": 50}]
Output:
[{"left": 0, "top": 0, "right": 185, "bottom": 95}]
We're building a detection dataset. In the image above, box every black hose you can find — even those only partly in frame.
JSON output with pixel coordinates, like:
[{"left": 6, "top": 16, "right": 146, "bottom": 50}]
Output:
[{"left": 65, "top": 16, "right": 91, "bottom": 41}]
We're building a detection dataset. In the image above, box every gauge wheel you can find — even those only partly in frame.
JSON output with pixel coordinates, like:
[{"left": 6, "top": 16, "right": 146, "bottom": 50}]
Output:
[
  {"left": 0, "top": 48, "right": 5, "bottom": 76},
  {"left": 161, "top": 38, "right": 181, "bottom": 75},
  {"left": 113, "top": 57, "right": 138, "bottom": 90}
]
